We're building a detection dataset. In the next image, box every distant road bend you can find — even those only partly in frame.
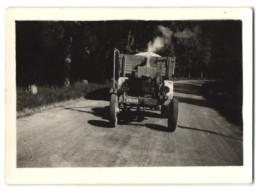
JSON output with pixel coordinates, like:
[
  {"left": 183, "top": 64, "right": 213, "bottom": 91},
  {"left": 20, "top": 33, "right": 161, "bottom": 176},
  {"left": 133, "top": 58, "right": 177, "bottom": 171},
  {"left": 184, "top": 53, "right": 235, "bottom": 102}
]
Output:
[{"left": 17, "top": 80, "right": 243, "bottom": 167}]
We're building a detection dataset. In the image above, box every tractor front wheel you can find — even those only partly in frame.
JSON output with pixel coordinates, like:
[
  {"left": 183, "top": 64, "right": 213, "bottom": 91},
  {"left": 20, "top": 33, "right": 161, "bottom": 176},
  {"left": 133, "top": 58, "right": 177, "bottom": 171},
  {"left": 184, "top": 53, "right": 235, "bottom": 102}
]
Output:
[
  {"left": 168, "top": 98, "right": 179, "bottom": 132},
  {"left": 110, "top": 94, "right": 118, "bottom": 127}
]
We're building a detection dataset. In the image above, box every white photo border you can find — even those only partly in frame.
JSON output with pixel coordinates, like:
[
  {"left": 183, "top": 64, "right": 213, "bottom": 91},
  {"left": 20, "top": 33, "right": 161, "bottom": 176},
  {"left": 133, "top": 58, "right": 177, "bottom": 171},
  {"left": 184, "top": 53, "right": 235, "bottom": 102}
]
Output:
[{"left": 5, "top": 7, "right": 253, "bottom": 184}]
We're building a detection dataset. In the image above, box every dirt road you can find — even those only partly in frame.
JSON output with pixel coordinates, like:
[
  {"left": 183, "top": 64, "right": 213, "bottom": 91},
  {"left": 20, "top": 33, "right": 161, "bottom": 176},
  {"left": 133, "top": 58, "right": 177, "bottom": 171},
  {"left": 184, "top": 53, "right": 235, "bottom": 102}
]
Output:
[{"left": 17, "top": 80, "right": 243, "bottom": 167}]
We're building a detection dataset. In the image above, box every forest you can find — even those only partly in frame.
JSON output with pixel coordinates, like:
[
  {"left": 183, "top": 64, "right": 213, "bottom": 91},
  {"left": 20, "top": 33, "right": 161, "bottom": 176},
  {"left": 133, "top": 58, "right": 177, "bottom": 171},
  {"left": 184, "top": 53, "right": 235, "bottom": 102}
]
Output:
[{"left": 16, "top": 20, "right": 242, "bottom": 87}]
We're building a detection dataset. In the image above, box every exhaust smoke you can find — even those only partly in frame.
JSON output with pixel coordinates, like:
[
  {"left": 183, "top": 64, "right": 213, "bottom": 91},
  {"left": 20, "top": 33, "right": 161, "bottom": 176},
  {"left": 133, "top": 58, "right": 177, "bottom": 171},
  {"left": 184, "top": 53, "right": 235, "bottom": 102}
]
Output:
[
  {"left": 147, "top": 25, "right": 173, "bottom": 53},
  {"left": 145, "top": 25, "right": 173, "bottom": 67}
]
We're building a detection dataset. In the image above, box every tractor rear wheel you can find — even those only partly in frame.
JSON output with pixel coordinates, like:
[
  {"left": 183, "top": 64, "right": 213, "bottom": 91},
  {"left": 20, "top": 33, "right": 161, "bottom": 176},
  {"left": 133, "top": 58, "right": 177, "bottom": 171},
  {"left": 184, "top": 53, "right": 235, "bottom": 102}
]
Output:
[
  {"left": 110, "top": 94, "right": 118, "bottom": 127},
  {"left": 168, "top": 98, "right": 179, "bottom": 132}
]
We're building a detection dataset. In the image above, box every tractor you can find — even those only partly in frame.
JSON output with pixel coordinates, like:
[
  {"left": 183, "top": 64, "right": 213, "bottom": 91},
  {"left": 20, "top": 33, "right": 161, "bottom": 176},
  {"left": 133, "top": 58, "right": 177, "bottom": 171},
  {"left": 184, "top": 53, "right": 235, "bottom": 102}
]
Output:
[{"left": 109, "top": 48, "right": 179, "bottom": 132}]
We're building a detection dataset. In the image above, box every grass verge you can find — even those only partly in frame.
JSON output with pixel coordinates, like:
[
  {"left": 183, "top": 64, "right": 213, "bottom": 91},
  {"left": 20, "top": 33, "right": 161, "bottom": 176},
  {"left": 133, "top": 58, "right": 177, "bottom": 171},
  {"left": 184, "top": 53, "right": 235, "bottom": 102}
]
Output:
[
  {"left": 17, "top": 81, "right": 112, "bottom": 112},
  {"left": 201, "top": 81, "right": 243, "bottom": 126}
]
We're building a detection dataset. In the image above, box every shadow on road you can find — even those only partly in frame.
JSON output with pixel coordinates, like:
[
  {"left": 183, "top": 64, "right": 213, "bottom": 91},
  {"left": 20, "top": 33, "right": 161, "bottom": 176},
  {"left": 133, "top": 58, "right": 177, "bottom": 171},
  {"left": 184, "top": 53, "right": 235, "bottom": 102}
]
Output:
[
  {"left": 91, "top": 107, "right": 110, "bottom": 120},
  {"left": 66, "top": 104, "right": 241, "bottom": 138},
  {"left": 145, "top": 123, "right": 171, "bottom": 132},
  {"left": 65, "top": 106, "right": 110, "bottom": 120},
  {"left": 174, "top": 82, "right": 242, "bottom": 126},
  {"left": 66, "top": 105, "right": 165, "bottom": 128},
  {"left": 88, "top": 120, "right": 113, "bottom": 128},
  {"left": 65, "top": 107, "right": 91, "bottom": 114},
  {"left": 178, "top": 125, "right": 241, "bottom": 141},
  {"left": 84, "top": 87, "right": 110, "bottom": 101}
]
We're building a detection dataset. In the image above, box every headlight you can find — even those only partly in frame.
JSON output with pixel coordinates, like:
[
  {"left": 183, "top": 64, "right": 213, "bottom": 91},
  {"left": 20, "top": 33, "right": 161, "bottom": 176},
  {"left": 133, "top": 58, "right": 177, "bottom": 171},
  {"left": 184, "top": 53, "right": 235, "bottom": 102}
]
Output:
[{"left": 163, "top": 86, "right": 170, "bottom": 93}]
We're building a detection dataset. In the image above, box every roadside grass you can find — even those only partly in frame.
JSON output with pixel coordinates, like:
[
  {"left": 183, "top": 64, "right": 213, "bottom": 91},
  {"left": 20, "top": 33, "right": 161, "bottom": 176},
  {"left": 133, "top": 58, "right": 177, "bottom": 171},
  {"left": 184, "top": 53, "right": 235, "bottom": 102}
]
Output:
[
  {"left": 17, "top": 81, "right": 112, "bottom": 112},
  {"left": 201, "top": 81, "right": 243, "bottom": 126}
]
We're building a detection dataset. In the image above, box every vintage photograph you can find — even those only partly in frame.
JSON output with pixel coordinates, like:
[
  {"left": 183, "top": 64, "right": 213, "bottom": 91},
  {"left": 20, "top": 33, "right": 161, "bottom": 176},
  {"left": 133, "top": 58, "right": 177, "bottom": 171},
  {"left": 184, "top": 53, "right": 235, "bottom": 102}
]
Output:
[
  {"left": 5, "top": 8, "right": 253, "bottom": 184},
  {"left": 16, "top": 20, "right": 243, "bottom": 167}
]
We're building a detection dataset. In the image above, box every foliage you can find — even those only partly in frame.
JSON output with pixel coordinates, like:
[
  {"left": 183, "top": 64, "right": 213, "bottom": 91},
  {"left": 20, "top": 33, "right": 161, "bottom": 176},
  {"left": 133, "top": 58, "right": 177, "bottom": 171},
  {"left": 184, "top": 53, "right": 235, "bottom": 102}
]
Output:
[
  {"left": 17, "top": 81, "right": 111, "bottom": 111},
  {"left": 16, "top": 20, "right": 242, "bottom": 87},
  {"left": 201, "top": 81, "right": 243, "bottom": 125}
]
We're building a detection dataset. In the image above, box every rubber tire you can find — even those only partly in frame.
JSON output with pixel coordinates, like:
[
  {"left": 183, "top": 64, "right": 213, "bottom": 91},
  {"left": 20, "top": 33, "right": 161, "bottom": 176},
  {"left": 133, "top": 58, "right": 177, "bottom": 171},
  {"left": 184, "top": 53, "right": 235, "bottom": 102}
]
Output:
[
  {"left": 161, "top": 105, "right": 168, "bottom": 118},
  {"left": 168, "top": 98, "right": 179, "bottom": 132},
  {"left": 110, "top": 94, "right": 118, "bottom": 127}
]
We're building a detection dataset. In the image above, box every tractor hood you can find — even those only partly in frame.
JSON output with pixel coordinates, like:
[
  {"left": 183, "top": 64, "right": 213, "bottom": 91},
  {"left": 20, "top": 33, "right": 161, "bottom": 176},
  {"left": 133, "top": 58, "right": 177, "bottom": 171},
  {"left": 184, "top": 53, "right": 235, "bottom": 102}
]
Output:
[
  {"left": 135, "top": 52, "right": 161, "bottom": 58},
  {"left": 135, "top": 52, "right": 160, "bottom": 79}
]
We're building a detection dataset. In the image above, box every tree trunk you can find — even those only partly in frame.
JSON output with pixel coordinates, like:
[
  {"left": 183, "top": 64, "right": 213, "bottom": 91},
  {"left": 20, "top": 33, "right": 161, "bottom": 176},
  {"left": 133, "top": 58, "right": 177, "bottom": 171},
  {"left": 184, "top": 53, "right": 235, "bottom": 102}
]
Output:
[{"left": 64, "top": 37, "right": 72, "bottom": 86}]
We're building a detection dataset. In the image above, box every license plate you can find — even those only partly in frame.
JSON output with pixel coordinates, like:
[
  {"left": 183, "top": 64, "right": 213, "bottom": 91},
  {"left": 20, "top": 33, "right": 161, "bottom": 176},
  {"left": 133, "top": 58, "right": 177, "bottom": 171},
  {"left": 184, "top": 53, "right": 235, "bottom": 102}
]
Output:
[{"left": 126, "top": 98, "right": 138, "bottom": 103}]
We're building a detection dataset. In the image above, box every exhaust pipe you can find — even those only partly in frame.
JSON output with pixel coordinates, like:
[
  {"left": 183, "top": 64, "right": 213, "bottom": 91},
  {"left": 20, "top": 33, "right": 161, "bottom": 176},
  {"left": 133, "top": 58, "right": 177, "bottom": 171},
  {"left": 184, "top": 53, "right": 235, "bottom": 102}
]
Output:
[{"left": 146, "top": 56, "right": 151, "bottom": 67}]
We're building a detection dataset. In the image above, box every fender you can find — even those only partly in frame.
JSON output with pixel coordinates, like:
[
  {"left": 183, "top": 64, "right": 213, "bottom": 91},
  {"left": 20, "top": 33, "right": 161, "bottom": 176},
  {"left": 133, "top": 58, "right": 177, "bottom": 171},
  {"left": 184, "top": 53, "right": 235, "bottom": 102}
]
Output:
[{"left": 164, "top": 80, "right": 174, "bottom": 99}]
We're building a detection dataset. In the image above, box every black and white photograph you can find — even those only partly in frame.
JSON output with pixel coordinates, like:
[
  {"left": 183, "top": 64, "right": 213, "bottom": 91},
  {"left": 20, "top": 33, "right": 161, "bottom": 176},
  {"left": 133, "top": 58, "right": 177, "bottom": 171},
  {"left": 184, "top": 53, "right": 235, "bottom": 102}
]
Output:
[{"left": 5, "top": 8, "right": 253, "bottom": 184}]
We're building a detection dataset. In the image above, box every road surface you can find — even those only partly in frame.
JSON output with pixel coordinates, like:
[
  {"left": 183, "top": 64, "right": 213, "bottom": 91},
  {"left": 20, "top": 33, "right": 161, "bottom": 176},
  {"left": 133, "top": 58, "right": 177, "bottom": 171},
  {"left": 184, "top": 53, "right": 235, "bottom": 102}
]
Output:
[{"left": 17, "top": 80, "right": 243, "bottom": 167}]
